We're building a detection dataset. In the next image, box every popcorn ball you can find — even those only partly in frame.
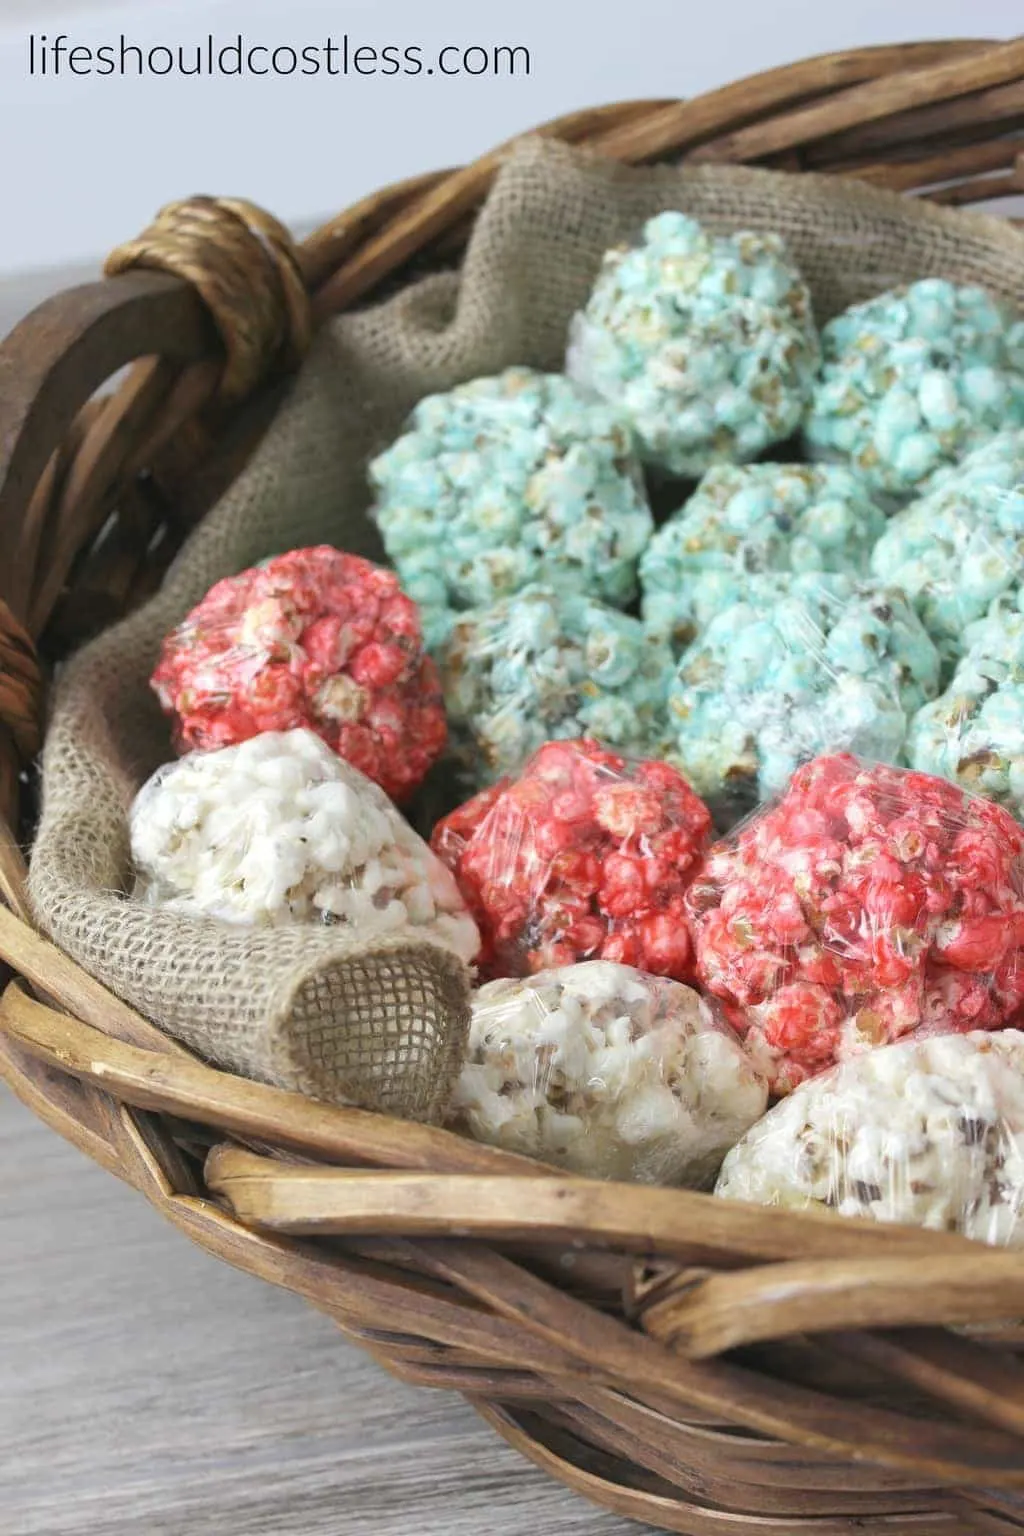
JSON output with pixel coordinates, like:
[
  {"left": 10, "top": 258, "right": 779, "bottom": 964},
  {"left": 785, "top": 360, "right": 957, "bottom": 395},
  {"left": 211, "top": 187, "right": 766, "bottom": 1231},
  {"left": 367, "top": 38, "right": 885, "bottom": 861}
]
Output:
[
  {"left": 130, "top": 727, "right": 480, "bottom": 961},
  {"left": 431, "top": 739, "right": 712, "bottom": 981},
  {"left": 368, "top": 368, "right": 653, "bottom": 647},
  {"left": 908, "top": 600, "right": 1024, "bottom": 818},
  {"left": 150, "top": 546, "right": 446, "bottom": 802},
  {"left": 640, "top": 463, "right": 887, "bottom": 653},
  {"left": 450, "top": 960, "right": 768, "bottom": 1184},
  {"left": 686, "top": 753, "right": 1024, "bottom": 1094},
  {"left": 566, "top": 211, "right": 820, "bottom": 476},
  {"left": 870, "top": 429, "right": 1024, "bottom": 669},
  {"left": 438, "top": 584, "right": 672, "bottom": 787},
  {"left": 716, "top": 1031, "right": 1024, "bottom": 1248},
  {"left": 805, "top": 281, "right": 1024, "bottom": 501},
  {"left": 665, "top": 573, "right": 941, "bottom": 824}
]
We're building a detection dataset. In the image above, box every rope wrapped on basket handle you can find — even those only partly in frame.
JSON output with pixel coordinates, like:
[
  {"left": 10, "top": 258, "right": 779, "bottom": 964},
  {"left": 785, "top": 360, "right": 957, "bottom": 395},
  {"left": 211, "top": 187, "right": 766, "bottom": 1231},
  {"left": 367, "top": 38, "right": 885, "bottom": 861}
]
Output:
[{"left": 104, "top": 195, "right": 313, "bottom": 401}]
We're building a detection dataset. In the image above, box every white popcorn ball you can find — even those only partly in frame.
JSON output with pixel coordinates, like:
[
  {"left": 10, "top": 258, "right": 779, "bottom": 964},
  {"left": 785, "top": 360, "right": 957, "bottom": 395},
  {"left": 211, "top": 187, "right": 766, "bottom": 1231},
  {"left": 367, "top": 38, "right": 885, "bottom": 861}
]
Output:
[
  {"left": 449, "top": 960, "right": 768, "bottom": 1184},
  {"left": 716, "top": 1031, "right": 1024, "bottom": 1247},
  {"left": 130, "top": 727, "right": 480, "bottom": 962}
]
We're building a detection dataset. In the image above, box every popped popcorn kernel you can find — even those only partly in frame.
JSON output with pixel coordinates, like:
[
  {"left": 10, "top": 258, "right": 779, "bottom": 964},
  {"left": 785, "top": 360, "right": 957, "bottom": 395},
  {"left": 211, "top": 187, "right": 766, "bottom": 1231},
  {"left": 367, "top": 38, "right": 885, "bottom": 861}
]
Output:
[
  {"left": 151, "top": 546, "right": 446, "bottom": 802},
  {"left": 665, "top": 572, "right": 941, "bottom": 824},
  {"left": 130, "top": 727, "right": 479, "bottom": 962},
  {"left": 567, "top": 211, "right": 820, "bottom": 475},
  {"left": 451, "top": 959, "right": 767, "bottom": 1184},
  {"left": 686, "top": 753, "right": 1024, "bottom": 1093},
  {"left": 438, "top": 585, "right": 672, "bottom": 788},
  {"left": 432, "top": 738, "right": 712, "bottom": 982},
  {"left": 805, "top": 281, "right": 1024, "bottom": 501},
  {"left": 368, "top": 368, "right": 653, "bottom": 645},
  {"left": 717, "top": 1030, "right": 1024, "bottom": 1248},
  {"left": 641, "top": 462, "right": 886, "bottom": 654}
]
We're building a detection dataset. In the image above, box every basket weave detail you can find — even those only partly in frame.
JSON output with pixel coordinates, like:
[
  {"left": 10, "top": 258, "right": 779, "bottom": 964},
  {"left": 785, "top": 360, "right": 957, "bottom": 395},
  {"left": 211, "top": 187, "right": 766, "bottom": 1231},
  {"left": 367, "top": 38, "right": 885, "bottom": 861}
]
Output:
[{"left": 0, "top": 601, "right": 42, "bottom": 763}]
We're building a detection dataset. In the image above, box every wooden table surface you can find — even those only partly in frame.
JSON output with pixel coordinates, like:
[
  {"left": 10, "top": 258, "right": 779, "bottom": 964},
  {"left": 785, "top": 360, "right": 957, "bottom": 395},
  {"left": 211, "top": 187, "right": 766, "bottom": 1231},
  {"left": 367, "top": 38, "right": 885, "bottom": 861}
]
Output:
[
  {"left": 0, "top": 1090, "right": 638, "bottom": 1536},
  {"left": 0, "top": 267, "right": 638, "bottom": 1536}
]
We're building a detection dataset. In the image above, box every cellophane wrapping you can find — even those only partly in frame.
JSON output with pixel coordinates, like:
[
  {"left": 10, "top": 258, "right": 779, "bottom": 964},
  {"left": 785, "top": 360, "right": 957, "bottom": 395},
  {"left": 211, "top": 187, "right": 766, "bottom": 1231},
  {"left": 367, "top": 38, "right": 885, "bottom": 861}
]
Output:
[
  {"left": 685, "top": 753, "right": 1024, "bottom": 1095},
  {"left": 451, "top": 959, "right": 768, "bottom": 1184},
  {"left": 432, "top": 738, "right": 712, "bottom": 983},
  {"left": 665, "top": 572, "right": 941, "bottom": 827},
  {"left": 130, "top": 728, "right": 480, "bottom": 963},
  {"left": 716, "top": 1029, "right": 1024, "bottom": 1247},
  {"left": 150, "top": 546, "right": 446, "bottom": 803}
]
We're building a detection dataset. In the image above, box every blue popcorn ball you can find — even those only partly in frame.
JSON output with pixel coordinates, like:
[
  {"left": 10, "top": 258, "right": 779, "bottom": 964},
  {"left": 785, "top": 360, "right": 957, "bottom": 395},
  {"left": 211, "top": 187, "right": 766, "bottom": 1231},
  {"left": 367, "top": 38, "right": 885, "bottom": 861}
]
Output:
[
  {"left": 640, "top": 462, "right": 886, "bottom": 653},
  {"left": 665, "top": 572, "right": 941, "bottom": 823},
  {"left": 438, "top": 585, "right": 673, "bottom": 786},
  {"left": 870, "top": 429, "right": 1024, "bottom": 671},
  {"left": 368, "top": 368, "right": 653, "bottom": 644},
  {"left": 805, "top": 280, "right": 1024, "bottom": 501},
  {"left": 566, "top": 212, "right": 820, "bottom": 476},
  {"left": 907, "top": 597, "right": 1024, "bottom": 818}
]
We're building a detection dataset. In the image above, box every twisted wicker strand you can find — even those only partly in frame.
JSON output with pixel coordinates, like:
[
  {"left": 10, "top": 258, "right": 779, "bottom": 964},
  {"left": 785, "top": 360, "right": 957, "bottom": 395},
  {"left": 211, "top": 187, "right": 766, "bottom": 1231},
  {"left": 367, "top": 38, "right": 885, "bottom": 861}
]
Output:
[
  {"left": 105, "top": 195, "right": 312, "bottom": 401},
  {"left": 0, "top": 599, "right": 43, "bottom": 762}
]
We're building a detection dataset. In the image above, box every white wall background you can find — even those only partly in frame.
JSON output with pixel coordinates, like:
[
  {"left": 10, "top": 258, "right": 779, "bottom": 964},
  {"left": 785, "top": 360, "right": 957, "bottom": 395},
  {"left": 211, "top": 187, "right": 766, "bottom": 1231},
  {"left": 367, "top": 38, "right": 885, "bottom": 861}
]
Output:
[{"left": 0, "top": 0, "right": 1020, "bottom": 283}]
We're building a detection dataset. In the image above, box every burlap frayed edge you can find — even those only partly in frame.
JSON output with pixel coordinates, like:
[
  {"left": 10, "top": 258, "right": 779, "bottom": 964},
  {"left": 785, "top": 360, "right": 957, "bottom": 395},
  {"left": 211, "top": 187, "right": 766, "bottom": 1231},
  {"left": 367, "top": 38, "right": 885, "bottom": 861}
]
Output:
[{"left": 262, "top": 928, "right": 473, "bottom": 1122}]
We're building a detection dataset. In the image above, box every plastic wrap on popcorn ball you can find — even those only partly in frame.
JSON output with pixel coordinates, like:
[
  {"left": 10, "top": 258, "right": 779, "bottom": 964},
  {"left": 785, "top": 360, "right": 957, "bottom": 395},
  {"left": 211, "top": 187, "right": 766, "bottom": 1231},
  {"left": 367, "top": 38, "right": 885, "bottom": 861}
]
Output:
[
  {"left": 805, "top": 281, "right": 1024, "bottom": 503},
  {"left": 870, "top": 429, "right": 1024, "bottom": 671},
  {"left": 431, "top": 738, "right": 712, "bottom": 982},
  {"left": 716, "top": 1031, "right": 1024, "bottom": 1247},
  {"left": 438, "top": 584, "right": 673, "bottom": 788},
  {"left": 640, "top": 463, "right": 887, "bottom": 654},
  {"left": 566, "top": 212, "right": 820, "bottom": 477},
  {"left": 130, "top": 728, "right": 480, "bottom": 963},
  {"left": 367, "top": 368, "right": 653, "bottom": 645},
  {"left": 665, "top": 572, "right": 941, "bottom": 826},
  {"left": 150, "top": 546, "right": 446, "bottom": 803},
  {"left": 907, "top": 598, "right": 1024, "bottom": 817},
  {"left": 449, "top": 960, "right": 768, "bottom": 1184},
  {"left": 685, "top": 753, "right": 1024, "bottom": 1096}
]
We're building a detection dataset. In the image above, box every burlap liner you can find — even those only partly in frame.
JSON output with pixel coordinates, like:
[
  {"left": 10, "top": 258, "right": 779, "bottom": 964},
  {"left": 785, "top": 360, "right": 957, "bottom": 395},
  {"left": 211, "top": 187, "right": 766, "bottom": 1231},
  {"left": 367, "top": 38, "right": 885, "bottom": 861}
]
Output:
[{"left": 27, "top": 138, "right": 1024, "bottom": 1120}]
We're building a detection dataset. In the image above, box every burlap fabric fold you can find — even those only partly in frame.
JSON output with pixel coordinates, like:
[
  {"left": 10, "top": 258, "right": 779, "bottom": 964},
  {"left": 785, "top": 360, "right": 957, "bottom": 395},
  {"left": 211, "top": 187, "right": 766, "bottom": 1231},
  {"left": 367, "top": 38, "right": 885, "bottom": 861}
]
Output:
[{"left": 27, "top": 138, "right": 1024, "bottom": 1119}]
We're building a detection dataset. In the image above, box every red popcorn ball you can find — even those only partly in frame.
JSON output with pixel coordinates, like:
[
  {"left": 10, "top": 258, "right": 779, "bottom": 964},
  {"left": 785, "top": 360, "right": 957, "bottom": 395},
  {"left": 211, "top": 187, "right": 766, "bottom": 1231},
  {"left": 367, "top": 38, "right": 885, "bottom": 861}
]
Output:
[
  {"left": 431, "top": 738, "right": 713, "bottom": 980},
  {"left": 685, "top": 752, "right": 1024, "bottom": 1094},
  {"left": 151, "top": 546, "right": 447, "bottom": 802}
]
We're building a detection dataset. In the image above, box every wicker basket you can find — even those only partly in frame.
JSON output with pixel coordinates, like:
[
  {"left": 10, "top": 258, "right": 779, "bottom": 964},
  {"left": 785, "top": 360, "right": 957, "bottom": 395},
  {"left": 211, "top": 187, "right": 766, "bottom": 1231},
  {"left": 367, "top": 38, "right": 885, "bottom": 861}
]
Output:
[{"left": 3, "top": 38, "right": 1024, "bottom": 1534}]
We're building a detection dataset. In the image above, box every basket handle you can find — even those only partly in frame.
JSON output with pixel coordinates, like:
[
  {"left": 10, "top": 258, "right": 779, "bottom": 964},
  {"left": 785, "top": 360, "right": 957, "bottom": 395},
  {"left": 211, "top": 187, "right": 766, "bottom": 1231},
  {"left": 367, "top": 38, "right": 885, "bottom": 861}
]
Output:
[
  {"left": 0, "top": 271, "right": 214, "bottom": 826},
  {"left": 0, "top": 191, "right": 314, "bottom": 616},
  {"left": 0, "top": 271, "right": 214, "bottom": 618},
  {"left": 0, "top": 195, "right": 315, "bottom": 828}
]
